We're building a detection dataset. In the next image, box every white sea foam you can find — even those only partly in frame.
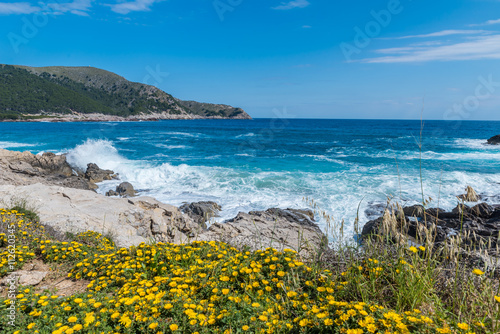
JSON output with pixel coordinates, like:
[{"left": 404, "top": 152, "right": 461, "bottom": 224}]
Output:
[
  {"left": 66, "top": 139, "right": 134, "bottom": 172},
  {"left": 64, "top": 140, "right": 500, "bottom": 237},
  {"left": 236, "top": 133, "right": 256, "bottom": 138},
  {"left": 451, "top": 138, "right": 498, "bottom": 150},
  {"left": 155, "top": 144, "right": 189, "bottom": 149},
  {"left": 0, "top": 141, "right": 37, "bottom": 149}
]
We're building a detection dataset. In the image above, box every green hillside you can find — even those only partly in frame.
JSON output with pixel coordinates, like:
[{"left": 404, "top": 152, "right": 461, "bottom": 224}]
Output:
[{"left": 0, "top": 65, "right": 251, "bottom": 120}]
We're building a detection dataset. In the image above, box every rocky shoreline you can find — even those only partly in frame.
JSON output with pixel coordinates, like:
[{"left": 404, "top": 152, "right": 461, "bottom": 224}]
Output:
[
  {"left": 1, "top": 143, "right": 499, "bottom": 262},
  {"left": 0, "top": 111, "right": 252, "bottom": 123},
  {"left": 0, "top": 148, "right": 324, "bottom": 257}
]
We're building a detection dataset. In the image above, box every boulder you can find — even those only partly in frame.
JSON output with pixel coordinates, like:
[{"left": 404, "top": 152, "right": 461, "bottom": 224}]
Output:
[
  {"left": 1, "top": 271, "right": 47, "bottom": 286},
  {"left": 85, "top": 163, "right": 117, "bottom": 183},
  {"left": 197, "top": 208, "right": 327, "bottom": 258},
  {"left": 118, "top": 182, "right": 137, "bottom": 197},
  {"left": 180, "top": 201, "right": 221, "bottom": 229},
  {"left": 487, "top": 134, "right": 500, "bottom": 145},
  {"left": 0, "top": 183, "right": 203, "bottom": 248},
  {"left": 106, "top": 182, "right": 136, "bottom": 197}
]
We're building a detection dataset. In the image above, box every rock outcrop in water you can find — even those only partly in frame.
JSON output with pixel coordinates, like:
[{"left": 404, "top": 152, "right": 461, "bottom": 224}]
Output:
[
  {"left": 487, "top": 134, "right": 500, "bottom": 145},
  {"left": 0, "top": 149, "right": 107, "bottom": 190},
  {"left": 85, "top": 163, "right": 117, "bottom": 185}
]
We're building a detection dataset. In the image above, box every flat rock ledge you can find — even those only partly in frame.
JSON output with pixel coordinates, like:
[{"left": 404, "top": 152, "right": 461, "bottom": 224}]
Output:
[{"left": 0, "top": 183, "right": 327, "bottom": 257}]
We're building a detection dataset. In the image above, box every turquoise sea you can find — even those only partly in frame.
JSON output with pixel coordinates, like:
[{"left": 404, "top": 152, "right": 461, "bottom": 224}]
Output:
[{"left": 1, "top": 119, "right": 499, "bottom": 236}]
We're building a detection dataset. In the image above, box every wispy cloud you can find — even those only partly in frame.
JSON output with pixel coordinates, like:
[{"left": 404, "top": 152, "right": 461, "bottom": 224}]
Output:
[
  {"left": 272, "top": 0, "right": 310, "bottom": 10},
  {"left": 48, "top": 0, "right": 93, "bottom": 16},
  {"left": 361, "top": 34, "right": 500, "bottom": 63},
  {"left": 390, "top": 29, "right": 490, "bottom": 39},
  {"left": 0, "top": 0, "right": 93, "bottom": 16},
  {"left": 0, "top": 2, "right": 41, "bottom": 15},
  {"left": 470, "top": 18, "right": 500, "bottom": 26},
  {"left": 110, "top": 0, "right": 163, "bottom": 14}
]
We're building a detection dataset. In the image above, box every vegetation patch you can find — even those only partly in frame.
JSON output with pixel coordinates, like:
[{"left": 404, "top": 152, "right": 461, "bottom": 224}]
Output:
[{"left": 0, "top": 208, "right": 497, "bottom": 333}]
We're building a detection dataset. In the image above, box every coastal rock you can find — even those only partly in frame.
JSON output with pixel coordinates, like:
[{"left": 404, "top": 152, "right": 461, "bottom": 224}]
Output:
[
  {"left": 0, "top": 149, "right": 102, "bottom": 190},
  {"left": 361, "top": 203, "right": 500, "bottom": 251},
  {"left": 197, "top": 208, "right": 327, "bottom": 257},
  {"left": 106, "top": 182, "right": 136, "bottom": 197},
  {"left": 116, "top": 182, "right": 136, "bottom": 197},
  {"left": 487, "top": 134, "right": 500, "bottom": 145},
  {"left": 0, "top": 183, "right": 203, "bottom": 248},
  {"left": 180, "top": 201, "right": 221, "bottom": 229},
  {"left": 403, "top": 205, "right": 425, "bottom": 218},
  {"left": 85, "top": 163, "right": 117, "bottom": 184}
]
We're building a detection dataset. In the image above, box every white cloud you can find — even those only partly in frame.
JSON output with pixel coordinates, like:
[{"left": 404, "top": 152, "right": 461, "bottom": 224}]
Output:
[
  {"left": 392, "top": 29, "right": 490, "bottom": 39},
  {"left": 110, "top": 0, "right": 163, "bottom": 14},
  {"left": 361, "top": 34, "right": 500, "bottom": 63},
  {"left": 470, "top": 18, "right": 500, "bottom": 26},
  {"left": 0, "top": 2, "right": 41, "bottom": 15},
  {"left": 0, "top": 0, "right": 93, "bottom": 16},
  {"left": 272, "top": 0, "right": 310, "bottom": 10},
  {"left": 48, "top": 0, "right": 93, "bottom": 16}
]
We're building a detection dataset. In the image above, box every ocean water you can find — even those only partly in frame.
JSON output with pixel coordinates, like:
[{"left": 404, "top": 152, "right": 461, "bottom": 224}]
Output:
[{"left": 1, "top": 119, "right": 499, "bottom": 238}]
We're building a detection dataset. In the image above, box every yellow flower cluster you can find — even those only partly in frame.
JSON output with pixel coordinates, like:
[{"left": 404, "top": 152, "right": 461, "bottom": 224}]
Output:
[{"left": 0, "top": 209, "right": 480, "bottom": 333}]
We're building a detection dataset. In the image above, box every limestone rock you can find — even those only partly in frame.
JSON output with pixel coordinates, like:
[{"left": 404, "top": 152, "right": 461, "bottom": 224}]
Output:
[
  {"left": 1, "top": 271, "right": 47, "bottom": 286},
  {"left": 197, "top": 208, "right": 327, "bottom": 257},
  {"left": 0, "top": 149, "right": 99, "bottom": 190},
  {"left": 180, "top": 201, "right": 221, "bottom": 229},
  {"left": 0, "top": 183, "right": 202, "bottom": 248}
]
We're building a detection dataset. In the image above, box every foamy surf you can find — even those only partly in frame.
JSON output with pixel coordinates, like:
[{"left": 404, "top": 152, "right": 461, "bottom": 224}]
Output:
[{"left": 62, "top": 137, "right": 500, "bottom": 236}]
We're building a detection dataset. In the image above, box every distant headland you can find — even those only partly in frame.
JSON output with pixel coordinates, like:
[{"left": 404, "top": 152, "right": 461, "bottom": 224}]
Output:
[{"left": 0, "top": 64, "right": 251, "bottom": 122}]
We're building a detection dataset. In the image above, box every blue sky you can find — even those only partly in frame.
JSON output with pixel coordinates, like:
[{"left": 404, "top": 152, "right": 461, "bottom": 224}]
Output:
[{"left": 0, "top": 0, "right": 500, "bottom": 119}]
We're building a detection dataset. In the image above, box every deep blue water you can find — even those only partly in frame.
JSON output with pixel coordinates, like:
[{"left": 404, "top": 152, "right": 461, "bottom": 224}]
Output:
[{"left": 1, "top": 119, "right": 499, "bottom": 235}]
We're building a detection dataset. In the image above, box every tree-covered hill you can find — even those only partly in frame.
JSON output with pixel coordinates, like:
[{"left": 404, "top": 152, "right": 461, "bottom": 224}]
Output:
[{"left": 0, "top": 65, "right": 251, "bottom": 120}]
